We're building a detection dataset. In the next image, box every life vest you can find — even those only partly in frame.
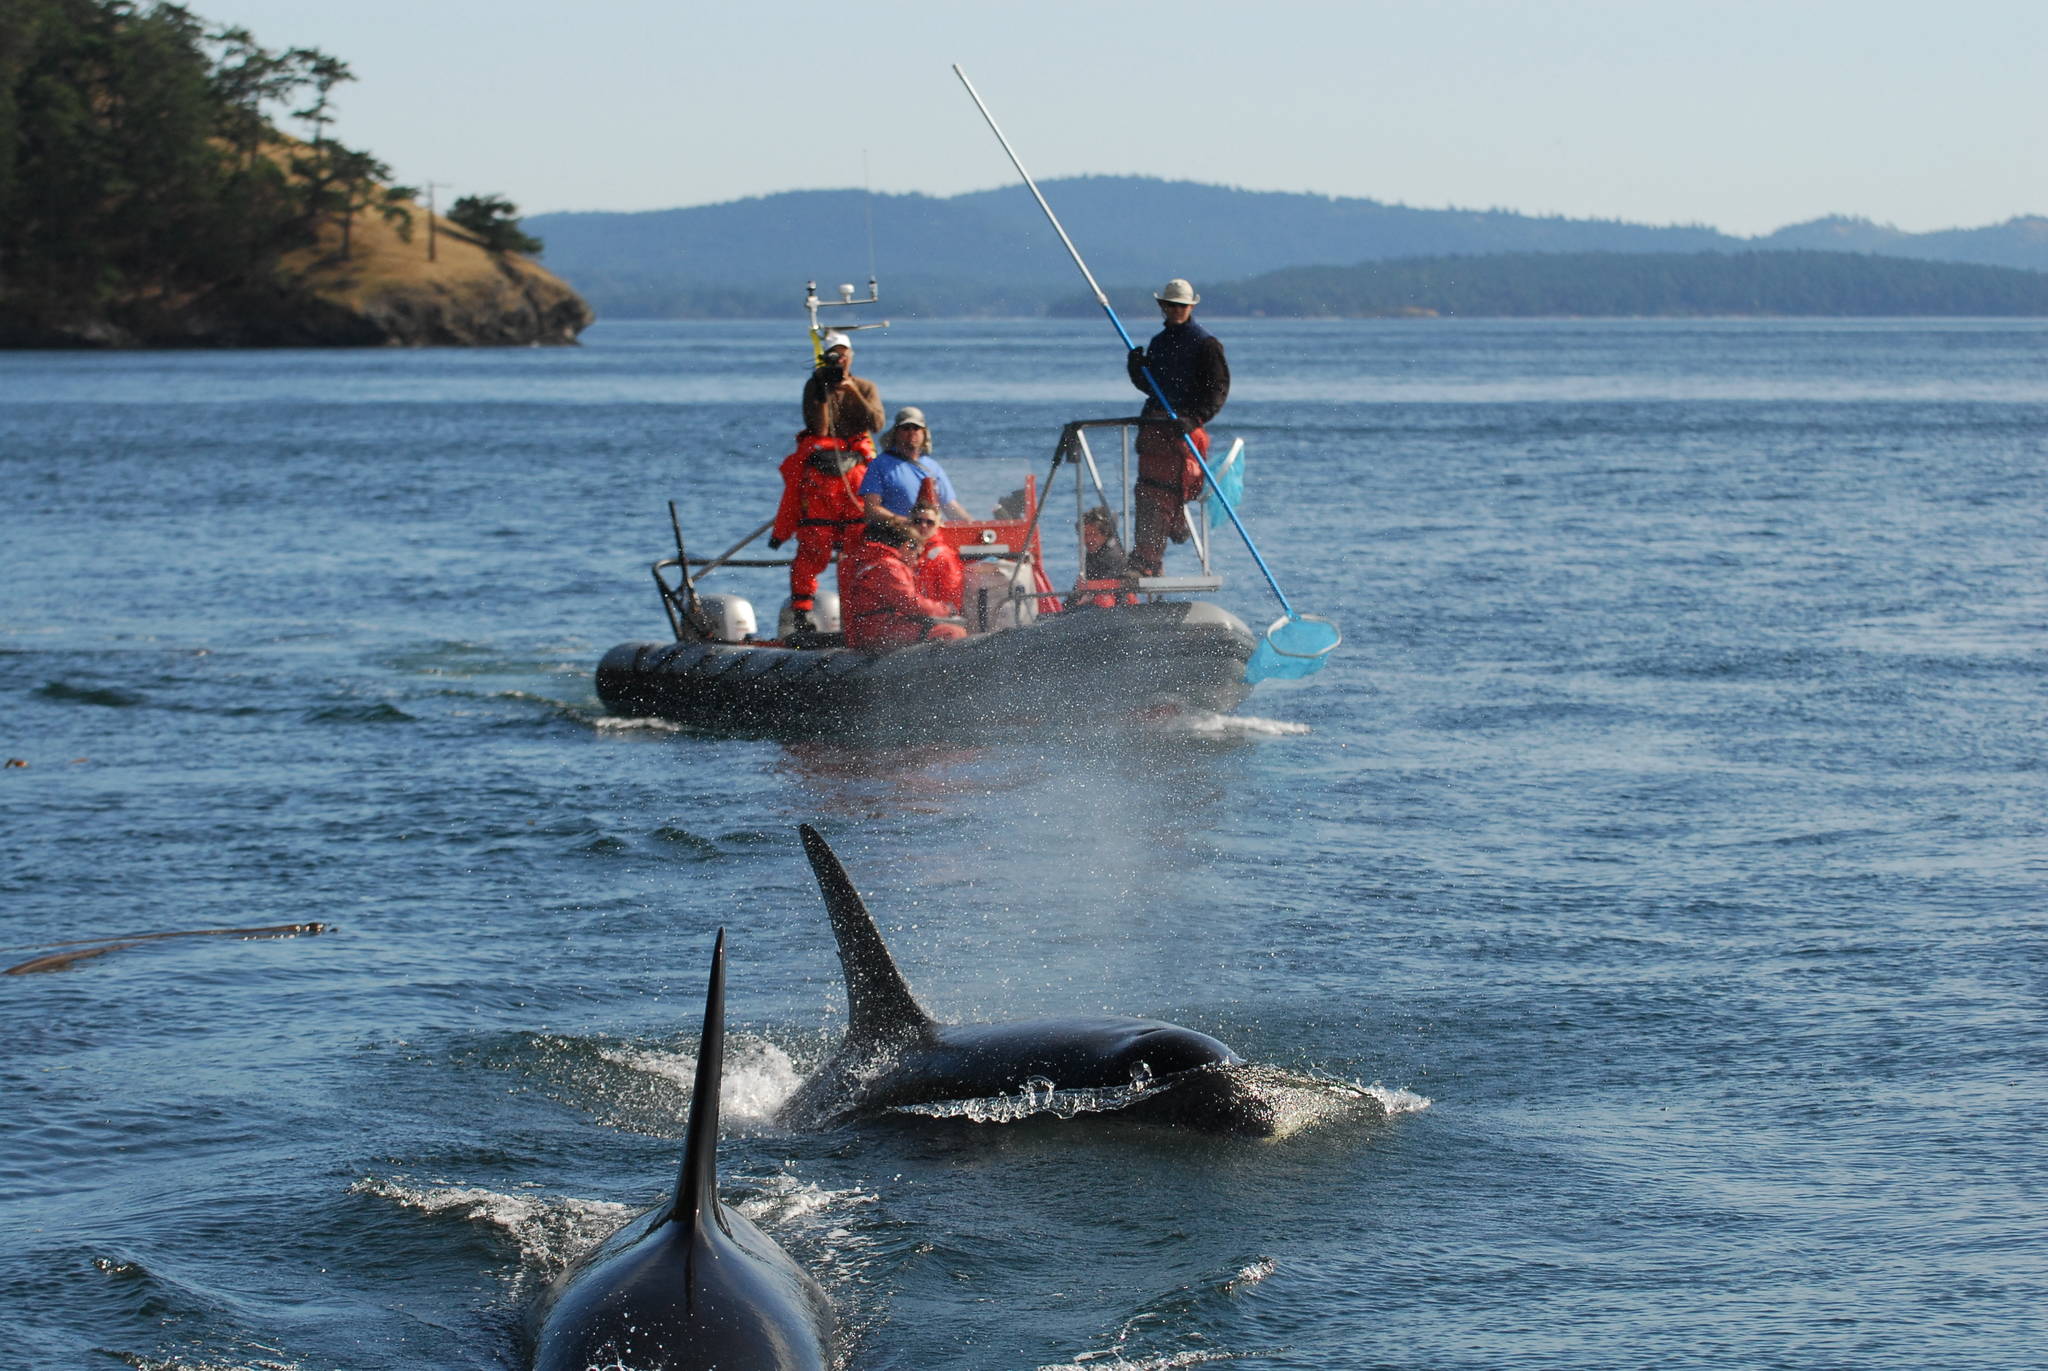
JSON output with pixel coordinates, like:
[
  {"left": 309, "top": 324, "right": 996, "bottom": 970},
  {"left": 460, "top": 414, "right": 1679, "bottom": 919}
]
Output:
[
  {"left": 914, "top": 539, "right": 964, "bottom": 612},
  {"left": 773, "top": 433, "right": 873, "bottom": 542},
  {"left": 843, "top": 550, "right": 950, "bottom": 650}
]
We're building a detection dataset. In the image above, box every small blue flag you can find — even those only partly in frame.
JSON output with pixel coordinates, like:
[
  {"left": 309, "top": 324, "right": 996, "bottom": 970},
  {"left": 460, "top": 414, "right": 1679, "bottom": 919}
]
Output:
[{"left": 1208, "top": 439, "right": 1246, "bottom": 531}]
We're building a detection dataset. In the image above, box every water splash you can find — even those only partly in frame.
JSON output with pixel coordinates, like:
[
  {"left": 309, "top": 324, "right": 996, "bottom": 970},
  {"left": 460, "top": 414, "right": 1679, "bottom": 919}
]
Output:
[
  {"left": 346, "top": 1176, "right": 629, "bottom": 1279},
  {"left": 591, "top": 1035, "right": 805, "bottom": 1124},
  {"left": 890, "top": 1062, "right": 1165, "bottom": 1124},
  {"left": 352, "top": 1167, "right": 881, "bottom": 1348},
  {"left": 1044, "top": 1353, "right": 1249, "bottom": 1370},
  {"left": 885, "top": 1061, "right": 1416, "bottom": 1135},
  {"left": 729, "top": 1170, "right": 886, "bottom": 1292},
  {"left": 114, "top": 1355, "right": 304, "bottom": 1371},
  {"left": 1232, "top": 1066, "right": 1431, "bottom": 1138},
  {"left": 1368, "top": 1085, "right": 1432, "bottom": 1115},
  {"left": 592, "top": 713, "right": 687, "bottom": 733},
  {"left": 732, "top": 1171, "right": 878, "bottom": 1228},
  {"left": 1221, "top": 1258, "right": 1277, "bottom": 1293},
  {"left": 1155, "top": 711, "right": 1311, "bottom": 739},
  {"left": 1037, "top": 1254, "right": 1290, "bottom": 1370}
]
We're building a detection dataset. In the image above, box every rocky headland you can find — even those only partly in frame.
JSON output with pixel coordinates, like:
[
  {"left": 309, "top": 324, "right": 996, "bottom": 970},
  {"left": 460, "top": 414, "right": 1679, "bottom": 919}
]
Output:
[{"left": 4, "top": 208, "right": 593, "bottom": 349}]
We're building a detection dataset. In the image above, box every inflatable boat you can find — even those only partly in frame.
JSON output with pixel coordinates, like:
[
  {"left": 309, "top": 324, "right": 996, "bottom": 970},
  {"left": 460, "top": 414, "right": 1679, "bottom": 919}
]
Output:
[{"left": 595, "top": 417, "right": 1262, "bottom": 740}]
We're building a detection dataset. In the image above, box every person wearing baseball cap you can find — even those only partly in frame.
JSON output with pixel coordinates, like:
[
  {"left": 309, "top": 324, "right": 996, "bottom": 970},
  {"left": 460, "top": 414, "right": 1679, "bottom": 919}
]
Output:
[
  {"left": 859, "top": 406, "right": 971, "bottom": 524},
  {"left": 771, "top": 331, "right": 886, "bottom": 633},
  {"left": 1125, "top": 278, "right": 1229, "bottom": 577},
  {"left": 801, "top": 331, "right": 884, "bottom": 444}
]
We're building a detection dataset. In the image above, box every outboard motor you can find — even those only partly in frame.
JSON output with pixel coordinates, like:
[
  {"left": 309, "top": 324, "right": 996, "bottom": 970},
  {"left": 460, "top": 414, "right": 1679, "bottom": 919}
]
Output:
[
  {"left": 776, "top": 591, "right": 841, "bottom": 639},
  {"left": 960, "top": 559, "right": 1038, "bottom": 634},
  {"left": 694, "top": 594, "right": 757, "bottom": 643}
]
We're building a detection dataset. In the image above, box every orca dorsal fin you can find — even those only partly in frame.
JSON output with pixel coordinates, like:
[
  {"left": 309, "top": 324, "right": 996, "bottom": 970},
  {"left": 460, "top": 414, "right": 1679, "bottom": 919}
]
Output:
[
  {"left": 670, "top": 927, "right": 726, "bottom": 1235},
  {"left": 799, "top": 825, "right": 935, "bottom": 1048}
]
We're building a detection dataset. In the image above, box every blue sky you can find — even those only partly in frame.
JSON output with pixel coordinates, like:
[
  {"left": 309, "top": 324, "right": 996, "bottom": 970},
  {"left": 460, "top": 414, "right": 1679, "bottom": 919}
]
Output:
[{"left": 192, "top": 0, "right": 2042, "bottom": 237}]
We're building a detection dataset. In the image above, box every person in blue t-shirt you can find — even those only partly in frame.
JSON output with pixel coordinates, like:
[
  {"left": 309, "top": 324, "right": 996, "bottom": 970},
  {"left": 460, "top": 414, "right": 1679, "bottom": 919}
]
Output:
[{"left": 860, "top": 407, "right": 972, "bottom": 524}]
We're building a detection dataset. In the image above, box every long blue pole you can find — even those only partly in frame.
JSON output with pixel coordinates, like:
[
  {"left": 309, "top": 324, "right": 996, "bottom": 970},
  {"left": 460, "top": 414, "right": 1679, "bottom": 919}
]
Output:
[{"left": 952, "top": 64, "right": 1302, "bottom": 621}]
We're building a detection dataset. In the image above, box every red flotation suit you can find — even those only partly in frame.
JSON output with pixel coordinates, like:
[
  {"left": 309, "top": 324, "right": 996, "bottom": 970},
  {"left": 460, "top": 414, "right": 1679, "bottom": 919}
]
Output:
[
  {"left": 843, "top": 543, "right": 966, "bottom": 651},
  {"left": 913, "top": 539, "right": 964, "bottom": 614},
  {"left": 1131, "top": 422, "right": 1208, "bottom": 577},
  {"left": 772, "top": 433, "right": 872, "bottom": 616}
]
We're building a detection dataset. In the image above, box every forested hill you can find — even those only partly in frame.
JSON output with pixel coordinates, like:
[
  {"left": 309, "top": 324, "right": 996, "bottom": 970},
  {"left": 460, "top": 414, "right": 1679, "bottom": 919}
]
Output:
[
  {"left": 0, "top": 0, "right": 588, "bottom": 347},
  {"left": 529, "top": 180, "right": 1741, "bottom": 318},
  {"left": 527, "top": 178, "right": 2048, "bottom": 319},
  {"left": 1104, "top": 251, "right": 2048, "bottom": 319}
]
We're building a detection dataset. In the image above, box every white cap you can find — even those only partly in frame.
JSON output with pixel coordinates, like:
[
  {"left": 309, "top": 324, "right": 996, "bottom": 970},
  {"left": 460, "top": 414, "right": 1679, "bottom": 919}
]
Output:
[
  {"left": 1154, "top": 278, "right": 1199, "bottom": 305},
  {"left": 820, "top": 330, "right": 852, "bottom": 353},
  {"left": 892, "top": 406, "right": 927, "bottom": 429}
]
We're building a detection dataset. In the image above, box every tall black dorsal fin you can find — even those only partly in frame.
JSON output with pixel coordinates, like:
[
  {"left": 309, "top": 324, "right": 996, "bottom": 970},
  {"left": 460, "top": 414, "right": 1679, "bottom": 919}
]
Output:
[
  {"left": 799, "top": 825, "right": 934, "bottom": 1048},
  {"left": 670, "top": 927, "right": 726, "bottom": 1234}
]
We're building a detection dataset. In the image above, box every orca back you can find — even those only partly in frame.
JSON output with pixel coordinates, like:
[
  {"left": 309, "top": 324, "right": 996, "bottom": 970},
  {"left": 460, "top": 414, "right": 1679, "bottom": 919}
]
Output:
[
  {"left": 529, "top": 930, "right": 835, "bottom": 1370},
  {"left": 785, "top": 831, "right": 1273, "bottom": 1134}
]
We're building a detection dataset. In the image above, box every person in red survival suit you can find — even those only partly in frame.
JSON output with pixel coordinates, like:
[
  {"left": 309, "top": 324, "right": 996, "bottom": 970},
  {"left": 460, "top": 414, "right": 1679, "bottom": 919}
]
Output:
[
  {"left": 770, "top": 434, "right": 870, "bottom": 632},
  {"left": 908, "top": 479, "right": 964, "bottom": 614},
  {"left": 769, "top": 331, "right": 884, "bottom": 632},
  {"left": 842, "top": 519, "right": 967, "bottom": 652}
]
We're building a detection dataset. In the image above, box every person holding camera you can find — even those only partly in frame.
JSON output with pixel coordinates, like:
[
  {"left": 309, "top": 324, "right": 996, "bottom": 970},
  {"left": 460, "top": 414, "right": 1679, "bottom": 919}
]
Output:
[
  {"left": 800, "top": 331, "right": 885, "bottom": 443},
  {"left": 770, "top": 332, "right": 885, "bottom": 632}
]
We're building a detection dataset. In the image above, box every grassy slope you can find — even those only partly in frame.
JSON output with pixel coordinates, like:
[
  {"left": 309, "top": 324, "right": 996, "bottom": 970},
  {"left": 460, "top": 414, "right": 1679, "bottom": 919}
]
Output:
[{"left": 275, "top": 204, "right": 592, "bottom": 343}]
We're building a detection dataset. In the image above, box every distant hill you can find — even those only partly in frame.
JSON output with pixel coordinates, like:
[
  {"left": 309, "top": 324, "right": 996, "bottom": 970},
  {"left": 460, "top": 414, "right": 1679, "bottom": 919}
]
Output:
[
  {"left": 1160, "top": 250, "right": 2048, "bottom": 318},
  {"left": 527, "top": 178, "right": 2048, "bottom": 319},
  {"left": 1763, "top": 214, "right": 2048, "bottom": 270}
]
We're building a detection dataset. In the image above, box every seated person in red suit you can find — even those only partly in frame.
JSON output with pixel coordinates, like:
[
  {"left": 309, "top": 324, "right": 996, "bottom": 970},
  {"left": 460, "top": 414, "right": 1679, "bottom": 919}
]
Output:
[
  {"left": 909, "top": 485, "right": 964, "bottom": 615},
  {"left": 842, "top": 520, "right": 967, "bottom": 652}
]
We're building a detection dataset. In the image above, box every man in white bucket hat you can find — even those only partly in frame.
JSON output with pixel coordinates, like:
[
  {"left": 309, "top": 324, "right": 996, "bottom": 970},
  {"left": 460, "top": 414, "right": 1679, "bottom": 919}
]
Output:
[{"left": 1125, "top": 278, "right": 1229, "bottom": 576}]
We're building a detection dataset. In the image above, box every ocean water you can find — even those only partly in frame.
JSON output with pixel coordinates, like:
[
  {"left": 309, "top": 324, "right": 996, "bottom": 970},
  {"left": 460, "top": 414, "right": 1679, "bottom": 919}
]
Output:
[{"left": 3, "top": 317, "right": 2045, "bottom": 1370}]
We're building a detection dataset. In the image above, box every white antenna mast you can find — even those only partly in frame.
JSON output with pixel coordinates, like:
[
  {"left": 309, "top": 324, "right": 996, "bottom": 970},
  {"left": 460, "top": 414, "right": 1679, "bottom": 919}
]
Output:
[{"left": 802, "top": 152, "right": 887, "bottom": 356}]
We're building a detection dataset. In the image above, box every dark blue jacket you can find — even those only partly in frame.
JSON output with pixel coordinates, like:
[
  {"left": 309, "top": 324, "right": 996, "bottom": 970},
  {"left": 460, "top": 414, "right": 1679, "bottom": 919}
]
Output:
[{"left": 1128, "top": 319, "right": 1230, "bottom": 427}]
